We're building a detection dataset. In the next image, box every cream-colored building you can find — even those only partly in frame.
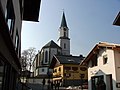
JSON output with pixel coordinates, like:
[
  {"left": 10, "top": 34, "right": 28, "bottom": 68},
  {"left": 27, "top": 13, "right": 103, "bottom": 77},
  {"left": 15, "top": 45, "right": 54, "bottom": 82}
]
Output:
[
  {"left": 50, "top": 55, "right": 87, "bottom": 87},
  {"left": 81, "top": 42, "right": 120, "bottom": 90}
]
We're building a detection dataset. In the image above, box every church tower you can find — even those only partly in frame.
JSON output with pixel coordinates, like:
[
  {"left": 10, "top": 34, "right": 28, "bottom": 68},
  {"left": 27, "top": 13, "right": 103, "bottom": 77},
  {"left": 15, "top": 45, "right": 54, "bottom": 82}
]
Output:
[{"left": 58, "top": 12, "right": 70, "bottom": 55}]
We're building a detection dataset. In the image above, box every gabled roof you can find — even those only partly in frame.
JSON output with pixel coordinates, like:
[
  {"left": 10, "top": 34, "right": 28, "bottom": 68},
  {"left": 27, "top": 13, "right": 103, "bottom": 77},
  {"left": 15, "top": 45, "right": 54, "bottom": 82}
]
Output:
[
  {"left": 60, "top": 12, "right": 68, "bottom": 27},
  {"left": 50, "top": 55, "right": 84, "bottom": 69},
  {"left": 42, "top": 40, "right": 61, "bottom": 49},
  {"left": 81, "top": 42, "right": 120, "bottom": 66},
  {"left": 113, "top": 11, "right": 120, "bottom": 26}
]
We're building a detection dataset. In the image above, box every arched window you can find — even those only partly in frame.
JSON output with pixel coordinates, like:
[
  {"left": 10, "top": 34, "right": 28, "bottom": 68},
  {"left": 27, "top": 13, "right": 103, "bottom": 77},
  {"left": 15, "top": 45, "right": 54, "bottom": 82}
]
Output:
[
  {"left": 64, "top": 31, "right": 66, "bottom": 37},
  {"left": 64, "top": 43, "right": 66, "bottom": 49},
  {"left": 63, "top": 28, "right": 66, "bottom": 37},
  {"left": 45, "top": 51, "right": 48, "bottom": 63}
]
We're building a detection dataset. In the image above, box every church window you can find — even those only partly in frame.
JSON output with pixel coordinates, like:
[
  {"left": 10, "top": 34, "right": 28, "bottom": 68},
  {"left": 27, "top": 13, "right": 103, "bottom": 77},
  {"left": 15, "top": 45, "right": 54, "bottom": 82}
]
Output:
[
  {"left": 45, "top": 51, "right": 48, "bottom": 63},
  {"left": 64, "top": 43, "right": 66, "bottom": 49},
  {"left": 41, "top": 52, "right": 44, "bottom": 61},
  {"left": 64, "top": 31, "right": 66, "bottom": 37}
]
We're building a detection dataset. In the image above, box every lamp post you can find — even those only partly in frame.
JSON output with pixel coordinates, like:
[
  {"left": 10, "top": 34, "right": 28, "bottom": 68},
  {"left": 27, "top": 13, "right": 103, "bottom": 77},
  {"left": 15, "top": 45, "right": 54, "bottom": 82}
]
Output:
[{"left": 80, "top": 74, "right": 85, "bottom": 90}]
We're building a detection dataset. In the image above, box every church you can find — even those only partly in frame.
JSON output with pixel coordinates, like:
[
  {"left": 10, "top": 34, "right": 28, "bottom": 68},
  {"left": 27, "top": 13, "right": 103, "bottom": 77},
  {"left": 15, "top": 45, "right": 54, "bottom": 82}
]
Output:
[
  {"left": 32, "top": 12, "right": 87, "bottom": 86},
  {"left": 32, "top": 12, "right": 71, "bottom": 77}
]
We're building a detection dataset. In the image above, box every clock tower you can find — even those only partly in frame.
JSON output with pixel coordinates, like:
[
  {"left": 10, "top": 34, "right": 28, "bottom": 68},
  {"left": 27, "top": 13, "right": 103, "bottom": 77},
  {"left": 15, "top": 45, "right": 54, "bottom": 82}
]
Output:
[{"left": 58, "top": 12, "right": 70, "bottom": 55}]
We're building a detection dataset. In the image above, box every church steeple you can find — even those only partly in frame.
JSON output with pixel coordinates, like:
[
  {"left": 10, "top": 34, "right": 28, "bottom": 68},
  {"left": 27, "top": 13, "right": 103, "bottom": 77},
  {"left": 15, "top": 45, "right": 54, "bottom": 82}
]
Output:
[
  {"left": 58, "top": 12, "right": 70, "bottom": 55},
  {"left": 60, "top": 12, "right": 67, "bottom": 28}
]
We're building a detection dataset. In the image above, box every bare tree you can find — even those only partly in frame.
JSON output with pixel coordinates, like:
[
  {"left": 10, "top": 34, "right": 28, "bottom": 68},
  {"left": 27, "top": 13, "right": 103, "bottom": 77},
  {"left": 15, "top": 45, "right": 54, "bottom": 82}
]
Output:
[{"left": 21, "top": 47, "right": 36, "bottom": 71}]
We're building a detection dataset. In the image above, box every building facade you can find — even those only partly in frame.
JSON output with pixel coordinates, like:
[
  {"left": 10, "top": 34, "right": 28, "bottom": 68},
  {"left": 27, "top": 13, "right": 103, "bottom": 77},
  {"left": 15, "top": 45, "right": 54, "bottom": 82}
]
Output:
[
  {"left": 0, "top": 0, "right": 41, "bottom": 90},
  {"left": 81, "top": 42, "right": 120, "bottom": 90},
  {"left": 50, "top": 55, "right": 87, "bottom": 87}
]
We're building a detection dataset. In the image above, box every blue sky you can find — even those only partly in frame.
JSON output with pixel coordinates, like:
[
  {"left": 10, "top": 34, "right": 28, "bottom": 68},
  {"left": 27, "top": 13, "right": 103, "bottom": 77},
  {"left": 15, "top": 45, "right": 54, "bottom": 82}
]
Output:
[{"left": 21, "top": 0, "right": 120, "bottom": 56}]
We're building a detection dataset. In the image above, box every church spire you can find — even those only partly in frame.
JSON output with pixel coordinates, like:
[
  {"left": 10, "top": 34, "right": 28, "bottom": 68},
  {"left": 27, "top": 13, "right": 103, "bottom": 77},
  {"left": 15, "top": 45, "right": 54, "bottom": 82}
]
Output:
[
  {"left": 58, "top": 12, "right": 70, "bottom": 55},
  {"left": 60, "top": 12, "right": 67, "bottom": 28}
]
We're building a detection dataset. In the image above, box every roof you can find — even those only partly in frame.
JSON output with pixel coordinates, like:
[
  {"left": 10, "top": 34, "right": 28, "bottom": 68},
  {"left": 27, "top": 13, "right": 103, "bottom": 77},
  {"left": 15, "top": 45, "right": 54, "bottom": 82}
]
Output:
[
  {"left": 113, "top": 11, "right": 120, "bottom": 26},
  {"left": 50, "top": 55, "right": 84, "bottom": 69},
  {"left": 23, "top": 0, "right": 41, "bottom": 22},
  {"left": 60, "top": 12, "right": 68, "bottom": 27},
  {"left": 81, "top": 42, "right": 120, "bottom": 66},
  {"left": 42, "top": 40, "right": 61, "bottom": 49}
]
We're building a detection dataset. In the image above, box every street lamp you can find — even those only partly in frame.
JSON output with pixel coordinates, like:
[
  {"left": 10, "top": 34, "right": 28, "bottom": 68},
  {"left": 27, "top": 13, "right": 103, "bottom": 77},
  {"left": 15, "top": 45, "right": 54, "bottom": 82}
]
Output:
[{"left": 80, "top": 74, "right": 85, "bottom": 90}]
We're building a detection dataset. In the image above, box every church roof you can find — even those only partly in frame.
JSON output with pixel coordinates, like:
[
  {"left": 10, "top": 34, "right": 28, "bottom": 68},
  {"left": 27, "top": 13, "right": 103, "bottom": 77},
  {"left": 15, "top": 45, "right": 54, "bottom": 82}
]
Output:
[
  {"left": 42, "top": 40, "right": 61, "bottom": 49},
  {"left": 60, "top": 12, "right": 68, "bottom": 27}
]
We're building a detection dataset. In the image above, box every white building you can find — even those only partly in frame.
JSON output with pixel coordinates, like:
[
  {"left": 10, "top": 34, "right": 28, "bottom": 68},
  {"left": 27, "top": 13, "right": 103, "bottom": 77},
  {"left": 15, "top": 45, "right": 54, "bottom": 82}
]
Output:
[{"left": 81, "top": 42, "right": 120, "bottom": 90}]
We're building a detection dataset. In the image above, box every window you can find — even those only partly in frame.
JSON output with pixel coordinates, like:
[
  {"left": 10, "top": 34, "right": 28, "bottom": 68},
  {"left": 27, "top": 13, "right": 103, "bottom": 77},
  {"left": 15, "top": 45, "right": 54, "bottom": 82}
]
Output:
[
  {"left": 41, "top": 52, "right": 44, "bottom": 61},
  {"left": 64, "top": 67, "right": 71, "bottom": 71},
  {"left": 45, "top": 51, "right": 48, "bottom": 63},
  {"left": 54, "top": 69, "right": 57, "bottom": 73},
  {"left": 72, "top": 67, "right": 78, "bottom": 71},
  {"left": 42, "top": 69, "right": 44, "bottom": 72},
  {"left": 63, "top": 28, "right": 66, "bottom": 37},
  {"left": 103, "top": 55, "right": 108, "bottom": 64},
  {"left": 15, "top": 32, "right": 19, "bottom": 53},
  {"left": 64, "top": 43, "right": 66, "bottom": 49},
  {"left": 59, "top": 67, "right": 61, "bottom": 72},
  {"left": 6, "top": 0, "right": 15, "bottom": 35},
  {"left": 64, "top": 31, "right": 66, "bottom": 37}
]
